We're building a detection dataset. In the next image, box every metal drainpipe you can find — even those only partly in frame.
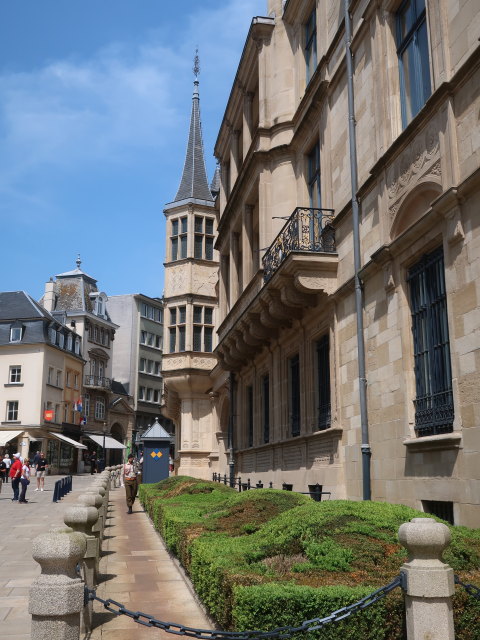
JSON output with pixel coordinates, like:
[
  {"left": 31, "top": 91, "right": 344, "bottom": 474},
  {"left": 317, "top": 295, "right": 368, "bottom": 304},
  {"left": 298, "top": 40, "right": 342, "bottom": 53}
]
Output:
[
  {"left": 344, "top": 0, "right": 371, "bottom": 500},
  {"left": 228, "top": 371, "right": 236, "bottom": 487}
]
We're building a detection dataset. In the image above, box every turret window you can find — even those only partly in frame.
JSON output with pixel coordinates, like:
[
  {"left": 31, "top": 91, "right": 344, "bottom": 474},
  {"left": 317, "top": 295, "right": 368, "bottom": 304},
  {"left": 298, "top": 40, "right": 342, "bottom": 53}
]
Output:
[
  {"left": 194, "top": 216, "right": 215, "bottom": 260},
  {"left": 171, "top": 217, "right": 188, "bottom": 260},
  {"left": 192, "top": 305, "right": 214, "bottom": 352},
  {"left": 168, "top": 305, "right": 186, "bottom": 353}
]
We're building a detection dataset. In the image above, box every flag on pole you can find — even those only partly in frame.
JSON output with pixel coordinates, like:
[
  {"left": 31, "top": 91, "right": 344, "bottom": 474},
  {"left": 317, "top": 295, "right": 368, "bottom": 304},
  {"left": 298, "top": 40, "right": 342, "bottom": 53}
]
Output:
[{"left": 75, "top": 398, "right": 83, "bottom": 412}]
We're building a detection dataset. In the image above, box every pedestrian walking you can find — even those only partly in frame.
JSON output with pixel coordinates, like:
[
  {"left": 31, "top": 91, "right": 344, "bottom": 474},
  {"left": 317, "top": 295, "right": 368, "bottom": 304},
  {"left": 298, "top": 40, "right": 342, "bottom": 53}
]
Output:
[
  {"left": 34, "top": 452, "right": 48, "bottom": 491},
  {"left": 123, "top": 454, "right": 138, "bottom": 514},
  {"left": 31, "top": 451, "right": 41, "bottom": 476},
  {"left": 90, "top": 451, "right": 97, "bottom": 475},
  {"left": 19, "top": 458, "right": 31, "bottom": 503},
  {"left": 9, "top": 453, "right": 22, "bottom": 501},
  {"left": 3, "top": 453, "right": 11, "bottom": 484},
  {"left": 0, "top": 455, "right": 6, "bottom": 489}
]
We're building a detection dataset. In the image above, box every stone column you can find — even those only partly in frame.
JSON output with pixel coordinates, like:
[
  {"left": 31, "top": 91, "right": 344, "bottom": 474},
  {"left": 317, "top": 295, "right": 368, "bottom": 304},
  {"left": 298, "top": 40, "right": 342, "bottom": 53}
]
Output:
[
  {"left": 230, "top": 127, "right": 239, "bottom": 186},
  {"left": 242, "top": 204, "right": 254, "bottom": 286},
  {"left": 29, "top": 531, "right": 86, "bottom": 640},
  {"left": 230, "top": 231, "right": 240, "bottom": 304},
  {"left": 242, "top": 92, "right": 254, "bottom": 154},
  {"left": 399, "top": 517, "right": 455, "bottom": 640},
  {"left": 219, "top": 254, "right": 230, "bottom": 317}
]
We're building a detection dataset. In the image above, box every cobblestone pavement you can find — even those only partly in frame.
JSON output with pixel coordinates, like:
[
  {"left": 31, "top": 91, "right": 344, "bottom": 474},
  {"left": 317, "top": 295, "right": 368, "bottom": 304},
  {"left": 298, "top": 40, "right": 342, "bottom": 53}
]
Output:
[
  {"left": 0, "top": 473, "right": 95, "bottom": 639},
  {"left": 1, "top": 473, "right": 212, "bottom": 639}
]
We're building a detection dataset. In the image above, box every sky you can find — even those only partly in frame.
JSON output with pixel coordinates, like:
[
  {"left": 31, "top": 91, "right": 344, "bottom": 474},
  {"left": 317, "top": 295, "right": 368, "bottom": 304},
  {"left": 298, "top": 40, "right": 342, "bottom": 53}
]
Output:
[{"left": 0, "top": 0, "right": 266, "bottom": 301}]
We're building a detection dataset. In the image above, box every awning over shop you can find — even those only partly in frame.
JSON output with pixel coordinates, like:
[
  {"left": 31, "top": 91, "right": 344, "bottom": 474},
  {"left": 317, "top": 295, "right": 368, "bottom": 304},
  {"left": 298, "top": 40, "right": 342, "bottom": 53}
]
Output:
[
  {"left": 0, "top": 430, "right": 20, "bottom": 446},
  {"left": 86, "top": 434, "right": 126, "bottom": 449},
  {"left": 48, "top": 432, "right": 88, "bottom": 449}
]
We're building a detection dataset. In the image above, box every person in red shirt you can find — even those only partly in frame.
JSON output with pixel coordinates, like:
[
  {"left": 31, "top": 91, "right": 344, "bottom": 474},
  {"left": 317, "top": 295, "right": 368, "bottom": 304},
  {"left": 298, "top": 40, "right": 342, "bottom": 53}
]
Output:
[{"left": 9, "top": 453, "right": 22, "bottom": 502}]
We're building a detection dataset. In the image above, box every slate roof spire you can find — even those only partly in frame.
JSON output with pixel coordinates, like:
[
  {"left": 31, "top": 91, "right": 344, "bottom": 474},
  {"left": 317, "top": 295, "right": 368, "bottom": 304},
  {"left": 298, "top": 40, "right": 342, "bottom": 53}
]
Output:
[{"left": 173, "top": 50, "right": 213, "bottom": 203}]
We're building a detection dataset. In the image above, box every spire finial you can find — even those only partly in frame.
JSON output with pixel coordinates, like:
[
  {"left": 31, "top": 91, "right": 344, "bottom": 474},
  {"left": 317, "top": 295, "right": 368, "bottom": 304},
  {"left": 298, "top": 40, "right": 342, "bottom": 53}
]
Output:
[
  {"left": 76, "top": 254, "right": 81, "bottom": 270},
  {"left": 193, "top": 47, "right": 200, "bottom": 80}
]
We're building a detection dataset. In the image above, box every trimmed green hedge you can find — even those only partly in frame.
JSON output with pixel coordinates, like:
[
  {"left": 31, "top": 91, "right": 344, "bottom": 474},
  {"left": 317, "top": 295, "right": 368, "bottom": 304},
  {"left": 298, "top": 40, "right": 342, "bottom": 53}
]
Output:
[{"left": 139, "top": 477, "right": 480, "bottom": 639}]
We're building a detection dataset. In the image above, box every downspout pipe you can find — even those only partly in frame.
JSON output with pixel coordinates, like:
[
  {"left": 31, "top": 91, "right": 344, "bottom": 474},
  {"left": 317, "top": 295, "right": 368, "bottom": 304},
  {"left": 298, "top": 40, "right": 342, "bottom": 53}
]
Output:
[
  {"left": 228, "top": 371, "right": 236, "bottom": 487},
  {"left": 344, "top": 0, "right": 371, "bottom": 500}
]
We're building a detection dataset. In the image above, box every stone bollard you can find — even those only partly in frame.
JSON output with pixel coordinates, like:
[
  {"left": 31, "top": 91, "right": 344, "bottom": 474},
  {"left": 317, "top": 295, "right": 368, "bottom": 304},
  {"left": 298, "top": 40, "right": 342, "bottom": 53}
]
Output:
[
  {"left": 86, "top": 486, "right": 107, "bottom": 541},
  {"left": 29, "top": 531, "right": 86, "bottom": 640},
  {"left": 63, "top": 505, "right": 99, "bottom": 632},
  {"left": 77, "top": 492, "right": 104, "bottom": 580},
  {"left": 399, "top": 517, "right": 455, "bottom": 640}
]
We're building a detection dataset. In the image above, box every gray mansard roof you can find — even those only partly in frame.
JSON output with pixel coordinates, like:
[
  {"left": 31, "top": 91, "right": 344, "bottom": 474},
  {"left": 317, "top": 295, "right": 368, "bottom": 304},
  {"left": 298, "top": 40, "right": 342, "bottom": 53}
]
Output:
[{"left": 173, "top": 80, "right": 214, "bottom": 203}]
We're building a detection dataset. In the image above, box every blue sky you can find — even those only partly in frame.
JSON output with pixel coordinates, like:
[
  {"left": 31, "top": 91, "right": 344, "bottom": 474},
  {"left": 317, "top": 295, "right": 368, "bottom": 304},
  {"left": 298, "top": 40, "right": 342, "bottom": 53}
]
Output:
[{"left": 0, "top": 0, "right": 266, "bottom": 301}]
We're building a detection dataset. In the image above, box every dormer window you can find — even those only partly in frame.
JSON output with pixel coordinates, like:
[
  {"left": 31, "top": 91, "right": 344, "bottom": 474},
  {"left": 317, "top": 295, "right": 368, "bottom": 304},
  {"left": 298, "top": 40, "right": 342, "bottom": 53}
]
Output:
[
  {"left": 10, "top": 325, "right": 23, "bottom": 343},
  {"left": 96, "top": 296, "right": 104, "bottom": 316},
  {"left": 49, "top": 327, "right": 57, "bottom": 344}
]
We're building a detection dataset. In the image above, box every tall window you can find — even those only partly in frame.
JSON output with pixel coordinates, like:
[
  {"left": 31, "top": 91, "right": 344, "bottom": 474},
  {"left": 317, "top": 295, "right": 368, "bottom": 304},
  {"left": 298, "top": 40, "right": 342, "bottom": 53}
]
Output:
[
  {"left": 316, "top": 335, "right": 331, "bottom": 430},
  {"left": 289, "top": 354, "right": 301, "bottom": 437},
  {"left": 170, "top": 217, "right": 187, "bottom": 260},
  {"left": 408, "top": 247, "right": 453, "bottom": 437},
  {"left": 168, "top": 305, "right": 186, "bottom": 352},
  {"left": 396, "top": 0, "right": 431, "bottom": 127},
  {"left": 84, "top": 394, "right": 90, "bottom": 417},
  {"left": 305, "top": 7, "right": 317, "bottom": 83},
  {"left": 95, "top": 397, "right": 105, "bottom": 420},
  {"left": 262, "top": 375, "right": 270, "bottom": 444},
  {"left": 194, "top": 216, "right": 215, "bottom": 260},
  {"left": 6, "top": 401, "right": 19, "bottom": 421},
  {"left": 192, "top": 306, "right": 214, "bottom": 352},
  {"left": 247, "top": 385, "right": 254, "bottom": 447},
  {"left": 9, "top": 366, "right": 21, "bottom": 384},
  {"left": 307, "top": 142, "right": 321, "bottom": 209}
]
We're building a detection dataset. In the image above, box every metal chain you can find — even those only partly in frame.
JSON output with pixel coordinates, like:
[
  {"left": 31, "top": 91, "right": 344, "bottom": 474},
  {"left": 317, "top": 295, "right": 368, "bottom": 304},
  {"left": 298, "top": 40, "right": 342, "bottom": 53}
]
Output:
[
  {"left": 455, "top": 575, "right": 480, "bottom": 600},
  {"left": 86, "top": 575, "right": 402, "bottom": 639}
]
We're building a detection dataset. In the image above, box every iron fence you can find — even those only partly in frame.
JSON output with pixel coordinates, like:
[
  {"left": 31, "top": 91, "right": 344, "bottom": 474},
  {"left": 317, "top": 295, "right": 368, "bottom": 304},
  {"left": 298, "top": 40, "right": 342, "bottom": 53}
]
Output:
[{"left": 212, "top": 474, "right": 331, "bottom": 502}]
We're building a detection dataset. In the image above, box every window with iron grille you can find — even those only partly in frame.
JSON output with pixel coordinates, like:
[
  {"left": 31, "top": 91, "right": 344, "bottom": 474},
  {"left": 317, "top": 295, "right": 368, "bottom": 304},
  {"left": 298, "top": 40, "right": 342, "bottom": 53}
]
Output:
[
  {"left": 422, "top": 500, "right": 454, "bottom": 525},
  {"left": 289, "top": 354, "right": 301, "bottom": 437},
  {"left": 316, "top": 335, "right": 331, "bottom": 430},
  {"left": 247, "top": 385, "right": 254, "bottom": 447},
  {"left": 396, "top": 0, "right": 431, "bottom": 127},
  {"left": 305, "top": 7, "right": 317, "bottom": 84},
  {"left": 262, "top": 375, "right": 270, "bottom": 444},
  {"left": 408, "top": 247, "right": 453, "bottom": 437}
]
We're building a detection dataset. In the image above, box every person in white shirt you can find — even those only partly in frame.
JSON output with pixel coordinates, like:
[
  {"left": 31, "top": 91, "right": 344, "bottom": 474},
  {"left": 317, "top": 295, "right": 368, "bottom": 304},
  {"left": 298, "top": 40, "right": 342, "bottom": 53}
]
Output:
[
  {"left": 3, "top": 454, "right": 11, "bottom": 484},
  {"left": 123, "top": 454, "right": 138, "bottom": 514},
  {"left": 19, "top": 458, "right": 31, "bottom": 503}
]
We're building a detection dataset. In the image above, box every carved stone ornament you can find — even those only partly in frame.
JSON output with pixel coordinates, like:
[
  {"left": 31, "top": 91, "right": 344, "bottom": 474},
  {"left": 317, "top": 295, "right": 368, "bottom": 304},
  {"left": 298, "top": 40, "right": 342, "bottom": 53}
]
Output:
[
  {"left": 387, "top": 122, "right": 441, "bottom": 216},
  {"left": 446, "top": 206, "right": 464, "bottom": 245},
  {"left": 383, "top": 261, "right": 395, "bottom": 292}
]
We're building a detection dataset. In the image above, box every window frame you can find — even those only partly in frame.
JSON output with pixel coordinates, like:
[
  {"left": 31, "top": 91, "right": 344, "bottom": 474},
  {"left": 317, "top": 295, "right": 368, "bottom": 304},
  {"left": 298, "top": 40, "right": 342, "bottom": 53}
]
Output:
[
  {"left": 407, "top": 246, "right": 453, "bottom": 437},
  {"left": 9, "top": 365, "right": 21, "bottom": 384},
  {"left": 6, "top": 400, "right": 19, "bottom": 421},
  {"left": 305, "top": 6, "right": 318, "bottom": 84},
  {"left": 396, "top": 0, "right": 432, "bottom": 127}
]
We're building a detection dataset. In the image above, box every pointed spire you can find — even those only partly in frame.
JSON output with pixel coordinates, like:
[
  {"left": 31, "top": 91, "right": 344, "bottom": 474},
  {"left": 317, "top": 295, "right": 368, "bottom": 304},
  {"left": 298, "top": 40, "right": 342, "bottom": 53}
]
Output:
[{"left": 173, "top": 50, "right": 213, "bottom": 203}]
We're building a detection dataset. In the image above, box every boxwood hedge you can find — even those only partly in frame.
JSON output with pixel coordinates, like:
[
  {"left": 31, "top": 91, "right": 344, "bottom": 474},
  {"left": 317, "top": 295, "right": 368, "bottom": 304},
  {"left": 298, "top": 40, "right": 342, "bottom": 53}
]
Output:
[{"left": 139, "top": 477, "right": 480, "bottom": 639}]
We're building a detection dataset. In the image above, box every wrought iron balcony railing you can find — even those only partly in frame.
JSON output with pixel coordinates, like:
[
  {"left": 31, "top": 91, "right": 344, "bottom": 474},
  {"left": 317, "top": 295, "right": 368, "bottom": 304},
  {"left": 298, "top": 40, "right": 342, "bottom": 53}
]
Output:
[
  {"left": 262, "top": 207, "right": 336, "bottom": 282},
  {"left": 84, "top": 375, "right": 111, "bottom": 390}
]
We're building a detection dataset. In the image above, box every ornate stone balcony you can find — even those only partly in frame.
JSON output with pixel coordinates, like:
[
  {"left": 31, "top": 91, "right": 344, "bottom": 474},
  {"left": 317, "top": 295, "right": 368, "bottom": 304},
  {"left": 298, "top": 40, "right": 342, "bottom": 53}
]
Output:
[
  {"left": 263, "top": 208, "right": 336, "bottom": 282},
  {"left": 216, "top": 207, "right": 338, "bottom": 371},
  {"left": 83, "top": 375, "right": 111, "bottom": 390}
]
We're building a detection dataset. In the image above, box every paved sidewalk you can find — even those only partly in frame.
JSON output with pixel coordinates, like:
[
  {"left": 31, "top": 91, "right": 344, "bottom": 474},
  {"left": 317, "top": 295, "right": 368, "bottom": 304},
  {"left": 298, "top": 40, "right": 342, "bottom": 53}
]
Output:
[
  {"left": 90, "top": 484, "right": 213, "bottom": 639},
  {"left": 0, "top": 473, "right": 96, "bottom": 639}
]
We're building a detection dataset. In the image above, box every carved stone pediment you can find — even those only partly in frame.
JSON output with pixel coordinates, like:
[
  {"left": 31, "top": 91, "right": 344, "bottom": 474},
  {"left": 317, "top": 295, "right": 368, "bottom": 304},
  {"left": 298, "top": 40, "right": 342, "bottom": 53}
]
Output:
[{"left": 387, "top": 122, "right": 441, "bottom": 218}]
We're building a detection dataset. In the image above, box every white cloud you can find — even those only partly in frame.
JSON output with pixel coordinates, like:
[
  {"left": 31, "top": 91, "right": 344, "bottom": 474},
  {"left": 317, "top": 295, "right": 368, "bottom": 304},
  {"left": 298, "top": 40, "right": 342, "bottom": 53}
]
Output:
[{"left": 0, "top": 0, "right": 265, "bottom": 213}]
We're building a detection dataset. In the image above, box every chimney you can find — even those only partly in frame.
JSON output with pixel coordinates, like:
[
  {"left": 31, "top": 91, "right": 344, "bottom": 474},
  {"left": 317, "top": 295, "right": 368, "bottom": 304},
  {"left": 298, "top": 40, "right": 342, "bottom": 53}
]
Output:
[{"left": 43, "top": 279, "right": 56, "bottom": 312}]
